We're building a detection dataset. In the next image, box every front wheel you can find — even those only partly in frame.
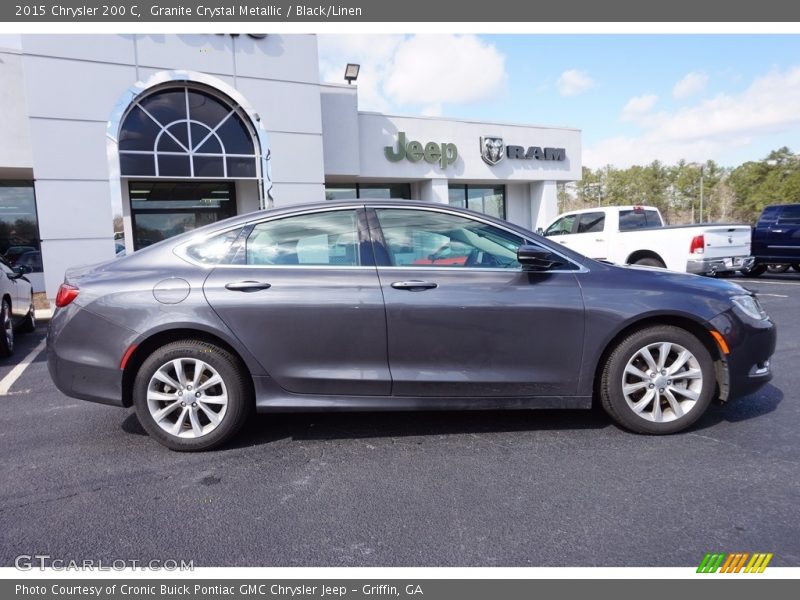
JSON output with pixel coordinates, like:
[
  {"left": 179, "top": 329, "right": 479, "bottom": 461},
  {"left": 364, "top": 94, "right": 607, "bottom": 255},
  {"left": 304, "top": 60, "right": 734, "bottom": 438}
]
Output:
[
  {"left": 600, "top": 325, "right": 715, "bottom": 434},
  {"left": 16, "top": 294, "right": 35, "bottom": 333},
  {"left": 133, "top": 340, "right": 252, "bottom": 451},
  {"left": 0, "top": 299, "right": 13, "bottom": 358},
  {"left": 766, "top": 264, "right": 790, "bottom": 274}
]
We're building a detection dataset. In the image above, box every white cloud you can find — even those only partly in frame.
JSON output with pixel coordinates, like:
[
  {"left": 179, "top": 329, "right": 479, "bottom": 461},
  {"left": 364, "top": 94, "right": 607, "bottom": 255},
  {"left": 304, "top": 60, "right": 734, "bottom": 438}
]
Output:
[
  {"left": 384, "top": 35, "right": 506, "bottom": 106},
  {"left": 318, "top": 35, "right": 506, "bottom": 113},
  {"left": 585, "top": 66, "right": 800, "bottom": 168},
  {"left": 621, "top": 94, "right": 658, "bottom": 121},
  {"left": 556, "top": 69, "right": 595, "bottom": 97},
  {"left": 673, "top": 71, "right": 709, "bottom": 99}
]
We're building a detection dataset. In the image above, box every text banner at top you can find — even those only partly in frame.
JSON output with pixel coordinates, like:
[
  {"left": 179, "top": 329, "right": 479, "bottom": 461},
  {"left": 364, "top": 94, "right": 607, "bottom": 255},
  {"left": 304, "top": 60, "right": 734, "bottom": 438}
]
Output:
[{"left": 3, "top": 0, "right": 800, "bottom": 22}]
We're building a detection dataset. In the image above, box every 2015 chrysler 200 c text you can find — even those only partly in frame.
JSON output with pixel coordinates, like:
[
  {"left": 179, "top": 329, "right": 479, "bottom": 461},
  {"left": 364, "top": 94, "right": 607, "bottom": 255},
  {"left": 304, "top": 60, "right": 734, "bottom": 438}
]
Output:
[{"left": 47, "top": 201, "right": 776, "bottom": 451}]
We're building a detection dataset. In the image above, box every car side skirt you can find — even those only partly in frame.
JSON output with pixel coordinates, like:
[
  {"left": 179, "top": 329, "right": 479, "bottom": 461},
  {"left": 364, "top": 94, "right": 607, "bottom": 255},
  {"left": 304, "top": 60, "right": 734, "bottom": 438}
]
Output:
[{"left": 253, "top": 377, "right": 592, "bottom": 412}]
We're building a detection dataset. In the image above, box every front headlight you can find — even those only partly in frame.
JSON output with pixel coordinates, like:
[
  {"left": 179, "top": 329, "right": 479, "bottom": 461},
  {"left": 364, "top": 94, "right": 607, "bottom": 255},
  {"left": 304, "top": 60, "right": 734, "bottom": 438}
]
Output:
[{"left": 732, "top": 294, "right": 768, "bottom": 320}]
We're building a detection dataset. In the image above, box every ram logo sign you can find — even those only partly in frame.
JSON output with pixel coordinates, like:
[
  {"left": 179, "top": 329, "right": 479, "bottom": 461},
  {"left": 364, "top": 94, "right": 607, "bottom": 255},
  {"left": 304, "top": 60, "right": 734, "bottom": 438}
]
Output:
[{"left": 481, "top": 136, "right": 567, "bottom": 164}]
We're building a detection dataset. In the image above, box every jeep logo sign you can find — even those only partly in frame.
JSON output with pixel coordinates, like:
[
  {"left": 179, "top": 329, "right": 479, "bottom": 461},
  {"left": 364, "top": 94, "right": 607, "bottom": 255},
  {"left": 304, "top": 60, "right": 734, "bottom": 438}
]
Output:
[{"left": 385, "top": 132, "right": 458, "bottom": 169}]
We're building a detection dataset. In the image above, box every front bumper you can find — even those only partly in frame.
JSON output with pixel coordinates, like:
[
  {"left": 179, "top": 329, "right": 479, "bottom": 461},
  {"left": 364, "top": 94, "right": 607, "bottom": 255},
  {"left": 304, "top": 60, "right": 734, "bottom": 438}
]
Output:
[
  {"left": 708, "top": 309, "right": 776, "bottom": 401},
  {"left": 687, "top": 256, "right": 754, "bottom": 275}
]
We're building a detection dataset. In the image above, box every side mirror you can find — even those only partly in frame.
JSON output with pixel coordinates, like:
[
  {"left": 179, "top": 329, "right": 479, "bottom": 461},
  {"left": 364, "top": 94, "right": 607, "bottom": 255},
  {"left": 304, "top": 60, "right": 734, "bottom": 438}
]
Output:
[
  {"left": 517, "top": 245, "right": 564, "bottom": 271},
  {"left": 12, "top": 265, "right": 32, "bottom": 277},
  {"left": 535, "top": 227, "right": 544, "bottom": 236}
]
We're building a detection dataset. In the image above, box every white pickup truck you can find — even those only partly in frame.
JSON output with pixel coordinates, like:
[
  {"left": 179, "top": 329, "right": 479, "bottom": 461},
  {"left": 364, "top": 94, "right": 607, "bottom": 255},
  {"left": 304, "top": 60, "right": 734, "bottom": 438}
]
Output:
[{"left": 542, "top": 205, "right": 752, "bottom": 275}]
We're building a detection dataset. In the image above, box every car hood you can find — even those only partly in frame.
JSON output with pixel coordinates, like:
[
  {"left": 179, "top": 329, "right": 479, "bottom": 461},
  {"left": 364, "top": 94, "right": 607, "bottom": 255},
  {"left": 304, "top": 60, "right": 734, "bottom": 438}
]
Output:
[{"left": 613, "top": 263, "right": 753, "bottom": 298}]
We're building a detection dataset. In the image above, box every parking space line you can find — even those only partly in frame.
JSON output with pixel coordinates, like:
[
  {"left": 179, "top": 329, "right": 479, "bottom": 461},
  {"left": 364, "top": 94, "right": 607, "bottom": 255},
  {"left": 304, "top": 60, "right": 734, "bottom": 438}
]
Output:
[
  {"left": 0, "top": 339, "right": 47, "bottom": 396},
  {"left": 740, "top": 280, "right": 800, "bottom": 287}
]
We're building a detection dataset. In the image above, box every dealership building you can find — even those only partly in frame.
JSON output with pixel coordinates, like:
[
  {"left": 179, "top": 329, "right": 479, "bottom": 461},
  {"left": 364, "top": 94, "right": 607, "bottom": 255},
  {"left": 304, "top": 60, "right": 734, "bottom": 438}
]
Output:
[{"left": 0, "top": 34, "right": 581, "bottom": 298}]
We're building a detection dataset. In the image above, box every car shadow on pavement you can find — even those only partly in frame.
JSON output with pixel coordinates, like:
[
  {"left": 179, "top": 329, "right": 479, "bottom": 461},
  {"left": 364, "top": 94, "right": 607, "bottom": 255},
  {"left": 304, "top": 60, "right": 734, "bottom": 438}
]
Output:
[
  {"left": 690, "top": 383, "right": 783, "bottom": 431},
  {"left": 122, "top": 406, "right": 612, "bottom": 447},
  {"left": 120, "top": 384, "right": 783, "bottom": 448}
]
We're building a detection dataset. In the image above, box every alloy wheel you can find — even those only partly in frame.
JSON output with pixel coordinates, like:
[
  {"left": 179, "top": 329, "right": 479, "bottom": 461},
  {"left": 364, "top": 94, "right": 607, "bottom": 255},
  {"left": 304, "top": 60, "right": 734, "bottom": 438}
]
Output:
[
  {"left": 146, "top": 358, "right": 228, "bottom": 438},
  {"left": 621, "top": 342, "right": 703, "bottom": 423}
]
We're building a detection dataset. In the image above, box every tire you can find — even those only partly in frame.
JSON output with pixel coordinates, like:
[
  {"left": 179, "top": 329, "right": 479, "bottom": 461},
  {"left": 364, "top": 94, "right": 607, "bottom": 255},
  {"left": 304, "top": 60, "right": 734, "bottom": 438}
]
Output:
[
  {"left": 133, "top": 340, "right": 252, "bottom": 451},
  {"left": 741, "top": 263, "right": 765, "bottom": 277},
  {"left": 15, "top": 294, "right": 35, "bottom": 334},
  {"left": 0, "top": 299, "right": 14, "bottom": 358},
  {"left": 766, "top": 264, "right": 790, "bottom": 273},
  {"left": 600, "top": 325, "right": 715, "bottom": 434},
  {"left": 632, "top": 257, "right": 666, "bottom": 269}
]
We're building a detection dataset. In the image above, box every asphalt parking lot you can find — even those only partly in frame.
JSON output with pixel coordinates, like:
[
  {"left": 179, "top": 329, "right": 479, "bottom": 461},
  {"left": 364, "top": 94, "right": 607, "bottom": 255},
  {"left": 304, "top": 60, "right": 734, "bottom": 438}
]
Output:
[{"left": 1, "top": 273, "right": 799, "bottom": 568}]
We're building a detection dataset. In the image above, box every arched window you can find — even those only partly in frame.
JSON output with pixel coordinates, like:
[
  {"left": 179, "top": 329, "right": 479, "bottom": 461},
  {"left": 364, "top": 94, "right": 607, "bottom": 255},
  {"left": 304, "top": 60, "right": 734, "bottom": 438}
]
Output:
[{"left": 118, "top": 86, "right": 259, "bottom": 179}]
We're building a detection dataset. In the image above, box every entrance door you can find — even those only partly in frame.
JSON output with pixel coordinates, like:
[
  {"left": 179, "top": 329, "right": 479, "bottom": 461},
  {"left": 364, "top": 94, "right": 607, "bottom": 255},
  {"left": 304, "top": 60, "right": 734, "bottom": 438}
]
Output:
[{"left": 129, "top": 181, "right": 237, "bottom": 250}]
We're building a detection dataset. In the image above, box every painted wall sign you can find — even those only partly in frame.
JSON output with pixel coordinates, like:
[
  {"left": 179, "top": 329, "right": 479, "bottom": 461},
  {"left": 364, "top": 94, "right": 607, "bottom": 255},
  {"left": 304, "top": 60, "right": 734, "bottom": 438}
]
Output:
[
  {"left": 385, "top": 132, "right": 458, "bottom": 169},
  {"left": 480, "top": 136, "right": 566, "bottom": 165}
]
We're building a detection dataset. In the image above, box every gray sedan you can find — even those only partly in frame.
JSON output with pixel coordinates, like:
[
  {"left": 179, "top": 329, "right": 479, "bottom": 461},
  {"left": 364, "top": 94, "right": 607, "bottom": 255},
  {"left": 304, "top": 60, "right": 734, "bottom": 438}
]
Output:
[{"left": 47, "top": 201, "right": 776, "bottom": 450}]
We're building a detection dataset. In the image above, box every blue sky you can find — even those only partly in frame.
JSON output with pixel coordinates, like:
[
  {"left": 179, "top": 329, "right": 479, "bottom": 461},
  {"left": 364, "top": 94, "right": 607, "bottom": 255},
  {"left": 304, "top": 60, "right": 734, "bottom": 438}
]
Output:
[{"left": 318, "top": 35, "right": 800, "bottom": 169}]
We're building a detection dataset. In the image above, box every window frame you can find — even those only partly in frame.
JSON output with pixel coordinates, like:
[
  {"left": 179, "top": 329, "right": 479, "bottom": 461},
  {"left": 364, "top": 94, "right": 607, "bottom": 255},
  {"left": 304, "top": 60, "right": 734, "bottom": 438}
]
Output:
[
  {"left": 175, "top": 206, "right": 375, "bottom": 269},
  {"left": 366, "top": 205, "right": 585, "bottom": 273}
]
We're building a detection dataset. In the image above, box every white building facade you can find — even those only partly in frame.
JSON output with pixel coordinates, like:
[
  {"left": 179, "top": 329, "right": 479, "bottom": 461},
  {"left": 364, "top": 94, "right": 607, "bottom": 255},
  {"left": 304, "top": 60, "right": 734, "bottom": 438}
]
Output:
[{"left": 0, "top": 34, "right": 581, "bottom": 299}]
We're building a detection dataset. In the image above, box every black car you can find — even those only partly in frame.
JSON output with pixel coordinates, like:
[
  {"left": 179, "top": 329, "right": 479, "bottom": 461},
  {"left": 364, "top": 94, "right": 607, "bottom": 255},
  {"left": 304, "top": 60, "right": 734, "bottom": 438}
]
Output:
[{"left": 47, "top": 201, "right": 777, "bottom": 451}]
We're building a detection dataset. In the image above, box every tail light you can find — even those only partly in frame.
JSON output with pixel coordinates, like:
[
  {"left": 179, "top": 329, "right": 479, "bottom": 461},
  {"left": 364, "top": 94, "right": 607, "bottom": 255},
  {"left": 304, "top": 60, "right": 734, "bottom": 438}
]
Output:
[
  {"left": 55, "top": 283, "right": 79, "bottom": 307},
  {"left": 689, "top": 234, "right": 705, "bottom": 254}
]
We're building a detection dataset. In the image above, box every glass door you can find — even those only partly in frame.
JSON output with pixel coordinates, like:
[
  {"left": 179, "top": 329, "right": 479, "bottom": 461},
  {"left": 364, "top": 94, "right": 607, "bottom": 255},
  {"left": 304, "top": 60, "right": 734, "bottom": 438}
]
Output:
[{"left": 129, "top": 181, "right": 236, "bottom": 250}]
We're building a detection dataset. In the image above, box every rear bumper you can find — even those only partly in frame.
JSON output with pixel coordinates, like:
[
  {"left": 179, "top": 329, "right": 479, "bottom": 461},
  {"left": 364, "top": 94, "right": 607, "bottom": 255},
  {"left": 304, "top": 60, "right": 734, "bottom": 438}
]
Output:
[
  {"left": 47, "top": 304, "right": 136, "bottom": 407},
  {"left": 687, "top": 256, "right": 753, "bottom": 275},
  {"left": 708, "top": 309, "right": 776, "bottom": 401}
]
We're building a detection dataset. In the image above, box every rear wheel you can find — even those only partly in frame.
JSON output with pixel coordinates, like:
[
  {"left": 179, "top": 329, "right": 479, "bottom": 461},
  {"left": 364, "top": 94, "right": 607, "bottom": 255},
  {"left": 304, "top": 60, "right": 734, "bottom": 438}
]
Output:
[
  {"left": 133, "top": 340, "right": 252, "bottom": 451},
  {"left": 16, "top": 294, "right": 35, "bottom": 333},
  {"left": 600, "top": 325, "right": 715, "bottom": 434},
  {"left": 0, "top": 300, "right": 13, "bottom": 358},
  {"left": 632, "top": 257, "right": 666, "bottom": 269},
  {"left": 741, "top": 263, "right": 765, "bottom": 277}
]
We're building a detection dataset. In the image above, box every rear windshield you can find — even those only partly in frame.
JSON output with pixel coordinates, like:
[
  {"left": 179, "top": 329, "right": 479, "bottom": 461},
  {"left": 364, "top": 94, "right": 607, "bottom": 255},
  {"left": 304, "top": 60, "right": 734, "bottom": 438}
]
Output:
[{"left": 619, "top": 209, "right": 661, "bottom": 231}]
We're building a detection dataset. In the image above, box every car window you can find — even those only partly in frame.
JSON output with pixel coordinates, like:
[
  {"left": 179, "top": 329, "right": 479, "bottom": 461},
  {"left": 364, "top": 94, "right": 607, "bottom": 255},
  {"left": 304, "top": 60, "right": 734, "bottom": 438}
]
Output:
[
  {"left": 374, "top": 208, "right": 524, "bottom": 269},
  {"left": 544, "top": 215, "right": 576, "bottom": 236},
  {"left": 576, "top": 212, "right": 605, "bottom": 233},
  {"left": 778, "top": 205, "right": 800, "bottom": 223},
  {"left": 619, "top": 209, "right": 662, "bottom": 229},
  {"left": 184, "top": 227, "right": 243, "bottom": 265},
  {"left": 244, "top": 210, "right": 360, "bottom": 266}
]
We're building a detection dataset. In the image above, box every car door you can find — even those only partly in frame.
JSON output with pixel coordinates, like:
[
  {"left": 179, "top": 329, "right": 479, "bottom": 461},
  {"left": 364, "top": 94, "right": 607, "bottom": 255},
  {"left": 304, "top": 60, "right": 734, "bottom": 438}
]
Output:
[
  {"left": 770, "top": 205, "right": 800, "bottom": 260},
  {"left": 0, "top": 259, "right": 25, "bottom": 319},
  {"left": 369, "top": 206, "right": 585, "bottom": 398},
  {"left": 565, "top": 211, "right": 608, "bottom": 260},
  {"left": 202, "top": 207, "right": 391, "bottom": 396}
]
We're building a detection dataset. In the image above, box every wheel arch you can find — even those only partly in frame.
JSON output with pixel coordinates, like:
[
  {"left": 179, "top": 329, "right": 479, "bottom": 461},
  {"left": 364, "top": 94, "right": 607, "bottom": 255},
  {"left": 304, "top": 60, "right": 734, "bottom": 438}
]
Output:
[
  {"left": 626, "top": 249, "right": 666, "bottom": 266},
  {"left": 590, "top": 314, "right": 728, "bottom": 406},
  {"left": 121, "top": 328, "right": 256, "bottom": 408}
]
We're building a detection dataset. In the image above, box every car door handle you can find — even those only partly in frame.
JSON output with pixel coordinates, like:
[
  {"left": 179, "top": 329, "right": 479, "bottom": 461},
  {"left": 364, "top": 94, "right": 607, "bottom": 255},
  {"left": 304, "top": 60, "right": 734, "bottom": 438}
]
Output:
[
  {"left": 224, "top": 281, "right": 272, "bottom": 292},
  {"left": 390, "top": 280, "right": 438, "bottom": 291},
  {"left": 772, "top": 229, "right": 784, "bottom": 233},
  {"left": 595, "top": 238, "right": 605, "bottom": 242}
]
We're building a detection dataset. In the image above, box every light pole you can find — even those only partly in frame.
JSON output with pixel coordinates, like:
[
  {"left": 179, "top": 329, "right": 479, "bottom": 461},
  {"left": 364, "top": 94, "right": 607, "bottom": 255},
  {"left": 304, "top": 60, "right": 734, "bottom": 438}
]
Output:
[{"left": 699, "top": 166, "right": 704, "bottom": 223}]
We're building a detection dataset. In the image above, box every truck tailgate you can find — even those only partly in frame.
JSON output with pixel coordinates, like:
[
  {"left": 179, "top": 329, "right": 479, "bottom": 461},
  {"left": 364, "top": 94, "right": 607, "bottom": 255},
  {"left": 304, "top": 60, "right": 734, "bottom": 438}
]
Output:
[{"left": 702, "top": 226, "right": 751, "bottom": 258}]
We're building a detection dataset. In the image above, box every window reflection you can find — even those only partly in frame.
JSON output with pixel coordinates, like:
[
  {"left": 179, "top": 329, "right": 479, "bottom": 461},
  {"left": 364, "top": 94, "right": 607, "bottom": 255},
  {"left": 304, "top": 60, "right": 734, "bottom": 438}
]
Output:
[{"left": 0, "top": 182, "right": 42, "bottom": 272}]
